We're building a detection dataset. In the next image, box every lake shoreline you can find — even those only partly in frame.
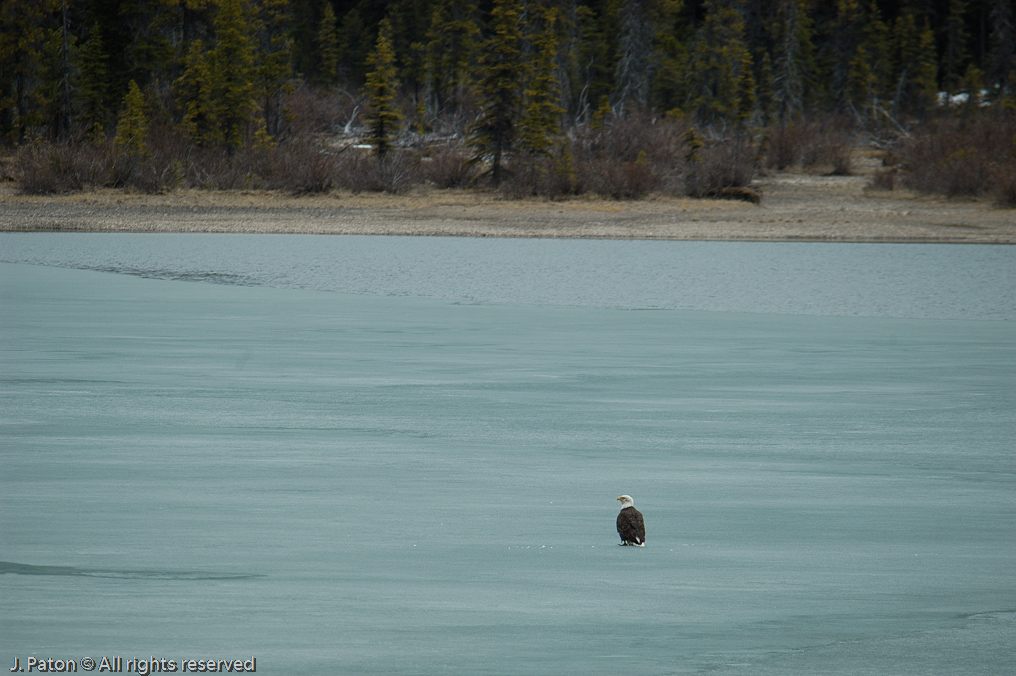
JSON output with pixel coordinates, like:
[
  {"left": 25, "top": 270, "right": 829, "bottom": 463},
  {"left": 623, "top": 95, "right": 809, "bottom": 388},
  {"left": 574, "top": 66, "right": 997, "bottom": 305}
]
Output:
[{"left": 3, "top": 171, "right": 1014, "bottom": 243}]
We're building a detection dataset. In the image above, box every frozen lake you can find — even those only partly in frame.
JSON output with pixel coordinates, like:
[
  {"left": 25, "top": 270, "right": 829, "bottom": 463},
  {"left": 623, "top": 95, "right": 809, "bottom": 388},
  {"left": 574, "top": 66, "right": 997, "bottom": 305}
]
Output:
[{"left": 1, "top": 234, "right": 1014, "bottom": 675}]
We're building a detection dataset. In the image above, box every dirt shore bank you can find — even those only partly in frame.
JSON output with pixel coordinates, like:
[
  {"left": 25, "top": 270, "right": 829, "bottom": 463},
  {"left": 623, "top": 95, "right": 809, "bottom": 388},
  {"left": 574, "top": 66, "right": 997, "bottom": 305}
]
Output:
[{"left": 1, "top": 170, "right": 1013, "bottom": 243}]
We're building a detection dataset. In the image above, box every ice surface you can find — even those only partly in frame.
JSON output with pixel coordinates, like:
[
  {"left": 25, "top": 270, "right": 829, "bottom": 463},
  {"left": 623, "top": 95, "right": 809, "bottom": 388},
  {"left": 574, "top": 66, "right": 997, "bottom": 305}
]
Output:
[{"left": 1, "top": 239, "right": 1013, "bottom": 675}]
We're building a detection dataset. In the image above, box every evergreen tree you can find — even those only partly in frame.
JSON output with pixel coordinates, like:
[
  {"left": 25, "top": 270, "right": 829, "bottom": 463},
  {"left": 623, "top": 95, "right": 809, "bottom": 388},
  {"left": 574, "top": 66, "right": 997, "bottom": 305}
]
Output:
[
  {"left": 34, "top": 26, "right": 72, "bottom": 140},
  {"left": 253, "top": 0, "right": 294, "bottom": 137},
  {"left": 959, "top": 62, "right": 985, "bottom": 113},
  {"left": 121, "top": 0, "right": 176, "bottom": 89},
  {"left": 114, "top": 79, "right": 150, "bottom": 155},
  {"left": 77, "top": 22, "right": 111, "bottom": 140},
  {"left": 649, "top": 0, "right": 689, "bottom": 113},
  {"left": 847, "top": 0, "right": 891, "bottom": 116},
  {"left": 210, "top": 0, "right": 257, "bottom": 148},
  {"left": 0, "top": 0, "right": 58, "bottom": 142},
  {"left": 771, "top": 0, "right": 816, "bottom": 121},
  {"left": 37, "top": 1, "right": 75, "bottom": 141},
  {"left": 987, "top": 0, "right": 1015, "bottom": 101},
  {"left": 942, "top": 0, "right": 971, "bottom": 95},
  {"left": 468, "top": 0, "right": 524, "bottom": 185},
  {"left": 613, "top": 0, "right": 654, "bottom": 111},
  {"left": 756, "top": 50, "right": 776, "bottom": 123},
  {"left": 176, "top": 40, "right": 221, "bottom": 146},
  {"left": 574, "top": 2, "right": 617, "bottom": 122},
  {"left": 288, "top": 0, "right": 319, "bottom": 77},
  {"left": 685, "top": 0, "right": 755, "bottom": 125},
  {"left": 611, "top": 0, "right": 688, "bottom": 113},
  {"left": 317, "top": 1, "right": 339, "bottom": 85},
  {"left": 828, "top": 0, "right": 864, "bottom": 111},
  {"left": 336, "top": 8, "right": 369, "bottom": 84},
  {"left": 176, "top": 0, "right": 216, "bottom": 47},
  {"left": 736, "top": 41, "right": 757, "bottom": 125},
  {"left": 913, "top": 18, "right": 939, "bottom": 114},
  {"left": 364, "top": 17, "right": 401, "bottom": 157},
  {"left": 890, "top": 10, "right": 937, "bottom": 115},
  {"left": 520, "top": 5, "right": 565, "bottom": 155},
  {"left": 379, "top": 0, "right": 431, "bottom": 96},
  {"left": 548, "top": 1, "right": 581, "bottom": 123},
  {"left": 424, "top": 0, "right": 480, "bottom": 116}
]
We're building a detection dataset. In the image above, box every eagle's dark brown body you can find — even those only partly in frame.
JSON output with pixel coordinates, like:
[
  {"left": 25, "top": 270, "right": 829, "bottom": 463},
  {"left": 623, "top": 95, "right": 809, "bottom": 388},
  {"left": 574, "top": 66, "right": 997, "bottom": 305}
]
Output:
[{"left": 617, "top": 505, "right": 646, "bottom": 546}]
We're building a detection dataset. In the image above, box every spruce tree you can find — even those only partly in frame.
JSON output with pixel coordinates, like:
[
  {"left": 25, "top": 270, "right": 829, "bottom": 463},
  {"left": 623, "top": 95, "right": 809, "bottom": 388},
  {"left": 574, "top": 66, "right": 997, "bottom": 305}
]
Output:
[
  {"left": 364, "top": 18, "right": 401, "bottom": 157},
  {"left": 379, "top": 0, "right": 430, "bottom": 96},
  {"left": 424, "top": 0, "right": 480, "bottom": 116},
  {"left": 468, "top": 0, "right": 524, "bottom": 185},
  {"left": 253, "top": 0, "right": 294, "bottom": 137},
  {"left": 830, "top": 0, "right": 864, "bottom": 110},
  {"left": 613, "top": 0, "right": 654, "bottom": 111},
  {"left": 686, "top": 0, "right": 755, "bottom": 125},
  {"left": 336, "top": 8, "right": 369, "bottom": 84},
  {"left": 756, "top": 51, "right": 776, "bottom": 123},
  {"left": 317, "top": 1, "right": 339, "bottom": 85},
  {"left": 913, "top": 19, "right": 939, "bottom": 114},
  {"left": 575, "top": 3, "right": 617, "bottom": 122},
  {"left": 987, "top": 0, "right": 1015, "bottom": 101},
  {"left": 847, "top": 1, "right": 891, "bottom": 117},
  {"left": 35, "top": 26, "right": 71, "bottom": 140},
  {"left": 649, "top": 0, "right": 689, "bottom": 113},
  {"left": 77, "top": 23, "right": 111, "bottom": 141},
  {"left": 520, "top": 6, "right": 564, "bottom": 156},
  {"left": 114, "top": 79, "right": 150, "bottom": 156},
  {"left": 891, "top": 10, "right": 937, "bottom": 115},
  {"left": 210, "top": 0, "right": 257, "bottom": 149},
  {"left": 771, "top": 0, "right": 816, "bottom": 122},
  {"left": 120, "top": 0, "right": 175, "bottom": 90},
  {"left": 942, "top": 0, "right": 971, "bottom": 95},
  {"left": 736, "top": 45, "right": 757, "bottom": 125},
  {"left": 0, "top": 0, "right": 55, "bottom": 142},
  {"left": 176, "top": 40, "right": 221, "bottom": 146}
]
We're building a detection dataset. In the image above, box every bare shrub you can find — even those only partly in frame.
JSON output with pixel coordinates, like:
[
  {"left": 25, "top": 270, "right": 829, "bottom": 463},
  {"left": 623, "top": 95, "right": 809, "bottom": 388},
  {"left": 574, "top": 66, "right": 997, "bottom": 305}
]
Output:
[
  {"left": 828, "top": 146, "right": 855, "bottom": 176},
  {"left": 576, "top": 152, "right": 662, "bottom": 199},
  {"left": 764, "top": 115, "right": 855, "bottom": 175},
  {"left": 184, "top": 149, "right": 243, "bottom": 189},
  {"left": 499, "top": 149, "right": 582, "bottom": 199},
  {"left": 422, "top": 144, "right": 479, "bottom": 189},
  {"left": 992, "top": 165, "right": 1016, "bottom": 207},
  {"left": 268, "top": 141, "right": 338, "bottom": 194},
  {"left": 1, "top": 155, "right": 17, "bottom": 182},
  {"left": 898, "top": 113, "right": 1016, "bottom": 197},
  {"left": 867, "top": 167, "right": 898, "bottom": 191},
  {"left": 332, "top": 151, "right": 373, "bottom": 193},
  {"left": 282, "top": 84, "right": 360, "bottom": 139},
  {"left": 686, "top": 134, "right": 760, "bottom": 198},
  {"left": 334, "top": 151, "right": 419, "bottom": 194},
  {"left": 177, "top": 137, "right": 341, "bottom": 194},
  {"left": 939, "top": 148, "right": 993, "bottom": 197},
  {"left": 371, "top": 152, "right": 420, "bottom": 193},
  {"left": 15, "top": 142, "right": 107, "bottom": 194},
  {"left": 801, "top": 116, "right": 855, "bottom": 174},
  {"left": 108, "top": 153, "right": 172, "bottom": 193},
  {"left": 804, "top": 132, "right": 854, "bottom": 175},
  {"left": 569, "top": 113, "right": 686, "bottom": 198},
  {"left": 15, "top": 125, "right": 185, "bottom": 195},
  {"left": 765, "top": 122, "right": 813, "bottom": 170}
]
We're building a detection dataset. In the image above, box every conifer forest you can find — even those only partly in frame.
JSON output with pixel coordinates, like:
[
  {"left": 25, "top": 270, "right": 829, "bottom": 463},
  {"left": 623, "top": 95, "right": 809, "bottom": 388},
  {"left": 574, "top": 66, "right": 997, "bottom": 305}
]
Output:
[{"left": 3, "top": 0, "right": 1015, "bottom": 203}]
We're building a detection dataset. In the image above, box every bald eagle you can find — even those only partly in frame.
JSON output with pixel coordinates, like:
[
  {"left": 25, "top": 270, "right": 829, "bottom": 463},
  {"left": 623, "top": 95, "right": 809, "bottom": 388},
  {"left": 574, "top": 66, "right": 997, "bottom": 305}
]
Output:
[{"left": 616, "top": 495, "right": 645, "bottom": 546}]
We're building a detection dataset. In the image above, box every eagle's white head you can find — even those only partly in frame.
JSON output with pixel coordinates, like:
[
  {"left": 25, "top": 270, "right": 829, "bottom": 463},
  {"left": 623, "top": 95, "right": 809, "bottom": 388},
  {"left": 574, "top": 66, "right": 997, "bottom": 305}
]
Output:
[{"left": 617, "top": 495, "right": 634, "bottom": 510}]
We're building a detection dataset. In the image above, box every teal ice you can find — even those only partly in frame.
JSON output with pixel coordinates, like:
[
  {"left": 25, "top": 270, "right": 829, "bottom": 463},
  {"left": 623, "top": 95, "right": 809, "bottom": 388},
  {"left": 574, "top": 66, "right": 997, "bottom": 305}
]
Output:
[{"left": 2, "top": 234, "right": 1014, "bottom": 675}]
